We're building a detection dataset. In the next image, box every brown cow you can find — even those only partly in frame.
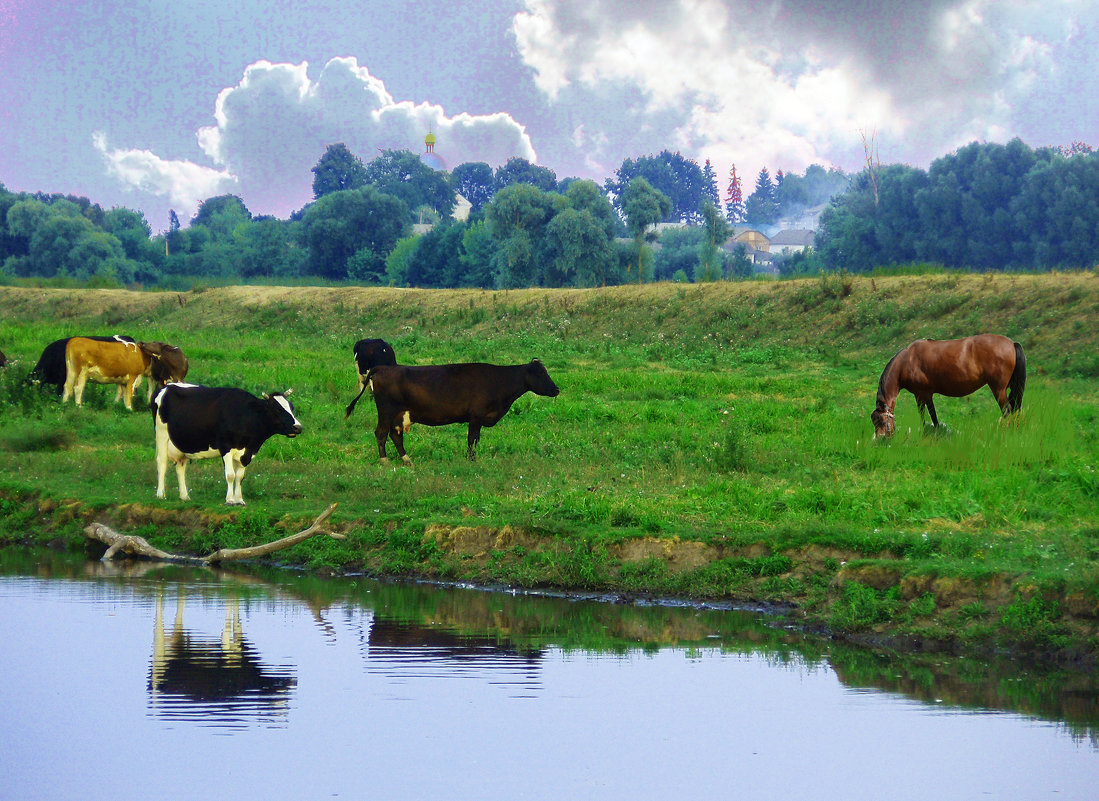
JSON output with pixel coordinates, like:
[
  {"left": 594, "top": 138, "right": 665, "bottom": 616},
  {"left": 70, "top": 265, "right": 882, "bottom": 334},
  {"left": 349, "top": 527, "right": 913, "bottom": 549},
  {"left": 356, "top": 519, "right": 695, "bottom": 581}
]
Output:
[
  {"left": 63, "top": 337, "right": 189, "bottom": 410},
  {"left": 367, "top": 360, "right": 560, "bottom": 463}
]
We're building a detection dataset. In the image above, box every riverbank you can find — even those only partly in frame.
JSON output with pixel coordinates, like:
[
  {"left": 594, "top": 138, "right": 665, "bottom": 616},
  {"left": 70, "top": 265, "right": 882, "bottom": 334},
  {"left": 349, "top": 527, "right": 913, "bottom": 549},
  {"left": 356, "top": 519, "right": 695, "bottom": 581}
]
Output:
[{"left": 2, "top": 273, "right": 1098, "bottom": 665}]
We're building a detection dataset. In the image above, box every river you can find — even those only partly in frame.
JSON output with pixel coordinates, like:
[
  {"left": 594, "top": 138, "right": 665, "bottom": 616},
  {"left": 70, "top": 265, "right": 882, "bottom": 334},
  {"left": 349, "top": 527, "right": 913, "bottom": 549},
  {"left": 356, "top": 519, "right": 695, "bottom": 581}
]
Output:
[{"left": 0, "top": 549, "right": 1096, "bottom": 800}]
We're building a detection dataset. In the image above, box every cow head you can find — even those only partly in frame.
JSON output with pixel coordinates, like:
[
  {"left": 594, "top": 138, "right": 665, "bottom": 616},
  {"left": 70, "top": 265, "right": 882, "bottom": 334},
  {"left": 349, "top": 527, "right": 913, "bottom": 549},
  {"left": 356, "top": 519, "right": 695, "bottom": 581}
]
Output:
[
  {"left": 140, "top": 342, "right": 190, "bottom": 388},
  {"left": 353, "top": 338, "right": 397, "bottom": 373},
  {"left": 262, "top": 389, "right": 303, "bottom": 438},
  {"left": 525, "top": 360, "right": 560, "bottom": 398}
]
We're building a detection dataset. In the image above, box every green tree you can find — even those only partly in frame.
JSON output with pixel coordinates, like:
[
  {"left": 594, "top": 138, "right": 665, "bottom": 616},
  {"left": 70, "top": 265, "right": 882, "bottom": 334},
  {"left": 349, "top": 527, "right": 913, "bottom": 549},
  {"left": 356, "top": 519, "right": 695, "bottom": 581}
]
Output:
[
  {"left": 564, "top": 179, "right": 620, "bottom": 239},
  {"left": 450, "top": 162, "right": 496, "bottom": 212},
  {"left": 606, "top": 151, "right": 706, "bottom": 224},
  {"left": 621, "top": 177, "right": 671, "bottom": 282},
  {"left": 494, "top": 157, "right": 558, "bottom": 193},
  {"left": 744, "top": 167, "right": 778, "bottom": 226},
  {"left": 385, "top": 235, "right": 421, "bottom": 286},
  {"left": 484, "top": 183, "right": 564, "bottom": 288},
  {"left": 365, "top": 149, "right": 456, "bottom": 219},
  {"left": 697, "top": 200, "right": 732, "bottom": 281},
  {"left": 406, "top": 220, "right": 466, "bottom": 287},
  {"left": 311, "top": 143, "right": 368, "bottom": 199},
  {"left": 543, "top": 208, "right": 615, "bottom": 287},
  {"left": 300, "top": 187, "right": 410, "bottom": 279},
  {"left": 191, "top": 195, "right": 252, "bottom": 239},
  {"left": 459, "top": 220, "right": 496, "bottom": 288}
]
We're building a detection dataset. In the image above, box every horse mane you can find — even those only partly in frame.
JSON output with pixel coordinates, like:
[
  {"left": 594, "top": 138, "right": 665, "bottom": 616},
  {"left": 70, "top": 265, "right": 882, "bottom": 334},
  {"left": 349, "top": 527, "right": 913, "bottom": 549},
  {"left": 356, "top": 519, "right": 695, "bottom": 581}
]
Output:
[{"left": 875, "top": 351, "right": 901, "bottom": 407}]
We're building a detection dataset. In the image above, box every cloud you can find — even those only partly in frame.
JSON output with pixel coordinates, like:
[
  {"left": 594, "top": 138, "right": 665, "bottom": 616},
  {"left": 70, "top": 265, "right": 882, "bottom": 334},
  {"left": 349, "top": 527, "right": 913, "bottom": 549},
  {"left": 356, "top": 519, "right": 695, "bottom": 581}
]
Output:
[
  {"left": 93, "top": 132, "right": 237, "bottom": 221},
  {"left": 104, "top": 58, "right": 537, "bottom": 220},
  {"left": 514, "top": 0, "right": 1092, "bottom": 179}
]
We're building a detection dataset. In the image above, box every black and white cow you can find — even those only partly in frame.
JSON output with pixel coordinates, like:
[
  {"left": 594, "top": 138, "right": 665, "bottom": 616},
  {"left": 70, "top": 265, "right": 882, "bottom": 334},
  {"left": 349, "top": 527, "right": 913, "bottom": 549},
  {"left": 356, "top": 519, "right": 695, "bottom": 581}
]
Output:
[
  {"left": 152, "top": 384, "right": 302, "bottom": 506},
  {"left": 344, "top": 338, "right": 397, "bottom": 419}
]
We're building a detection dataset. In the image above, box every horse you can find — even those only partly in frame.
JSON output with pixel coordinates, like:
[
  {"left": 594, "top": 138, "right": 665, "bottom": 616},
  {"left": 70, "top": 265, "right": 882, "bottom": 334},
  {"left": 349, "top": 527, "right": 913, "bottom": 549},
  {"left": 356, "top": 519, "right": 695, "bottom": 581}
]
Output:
[{"left": 870, "top": 334, "right": 1026, "bottom": 438}]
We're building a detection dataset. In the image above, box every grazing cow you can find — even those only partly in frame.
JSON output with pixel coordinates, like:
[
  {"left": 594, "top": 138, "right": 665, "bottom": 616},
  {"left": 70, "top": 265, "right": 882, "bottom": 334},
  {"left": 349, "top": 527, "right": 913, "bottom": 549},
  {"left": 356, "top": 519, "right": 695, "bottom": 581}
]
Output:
[
  {"left": 64, "top": 337, "right": 189, "bottom": 410},
  {"left": 0, "top": 349, "right": 6, "bottom": 368},
  {"left": 344, "top": 338, "right": 397, "bottom": 419},
  {"left": 153, "top": 384, "right": 302, "bottom": 506},
  {"left": 367, "top": 360, "right": 560, "bottom": 463},
  {"left": 30, "top": 335, "right": 136, "bottom": 396}
]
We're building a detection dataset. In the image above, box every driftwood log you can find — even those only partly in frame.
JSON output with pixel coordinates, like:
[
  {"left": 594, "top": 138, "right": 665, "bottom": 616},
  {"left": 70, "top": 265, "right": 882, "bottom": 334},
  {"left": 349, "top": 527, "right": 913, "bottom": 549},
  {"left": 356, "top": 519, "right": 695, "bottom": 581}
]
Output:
[{"left": 84, "top": 503, "right": 343, "bottom": 564}]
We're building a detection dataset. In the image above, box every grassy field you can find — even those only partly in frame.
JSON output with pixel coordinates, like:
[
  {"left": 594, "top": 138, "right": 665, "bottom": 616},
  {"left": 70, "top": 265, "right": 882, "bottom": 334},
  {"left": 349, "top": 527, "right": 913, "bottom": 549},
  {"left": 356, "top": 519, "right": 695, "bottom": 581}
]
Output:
[{"left": 1, "top": 271, "right": 1098, "bottom": 662}]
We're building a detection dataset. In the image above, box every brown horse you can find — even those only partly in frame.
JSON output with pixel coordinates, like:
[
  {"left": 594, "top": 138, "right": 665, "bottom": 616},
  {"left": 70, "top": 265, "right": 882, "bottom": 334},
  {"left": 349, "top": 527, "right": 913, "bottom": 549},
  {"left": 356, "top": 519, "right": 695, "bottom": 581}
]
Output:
[{"left": 871, "top": 334, "right": 1026, "bottom": 438}]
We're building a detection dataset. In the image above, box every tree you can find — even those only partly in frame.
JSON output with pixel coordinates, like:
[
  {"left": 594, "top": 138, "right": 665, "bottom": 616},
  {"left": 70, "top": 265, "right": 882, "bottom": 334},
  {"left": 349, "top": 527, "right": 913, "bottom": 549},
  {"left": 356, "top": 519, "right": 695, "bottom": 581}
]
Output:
[
  {"left": 300, "top": 187, "right": 410, "bottom": 279},
  {"left": 494, "top": 157, "right": 558, "bottom": 193},
  {"left": 190, "top": 195, "right": 251, "bottom": 239},
  {"left": 365, "top": 149, "right": 456, "bottom": 220},
  {"left": 621, "top": 177, "right": 671, "bottom": 282},
  {"left": 483, "top": 183, "right": 564, "bottom": 287},
  {"left": 564, "top": 179, "right": 620, "bottom": 239},
  {"left": 311, "top": 143, "right": 368, "bottom": 199},
  {"left": 450, "top": 162, "right": 496, "bottom": 213},
  {"left": 744, "top": 167, "right": 778, "bottom": 226},
  {"left": 543, "top": 208, "right": 615, "bottom": 287},
  {"left": 702, "top": 160, "right": 721, "bottom": 210},
  {"left": 406, "top": 220, "right": 466, "bottom": 287},
  {"left": 724, "top": 164, "right": 744, "bottom": 224},
  {"left": 459, "top": 220, "right": 496, "bottom": 288},
  {"left": 606, "top": 151, "right": 707, "bottom": 224},
  {"left": 697, "top": 200, "right": 732, "bottom": 281}
]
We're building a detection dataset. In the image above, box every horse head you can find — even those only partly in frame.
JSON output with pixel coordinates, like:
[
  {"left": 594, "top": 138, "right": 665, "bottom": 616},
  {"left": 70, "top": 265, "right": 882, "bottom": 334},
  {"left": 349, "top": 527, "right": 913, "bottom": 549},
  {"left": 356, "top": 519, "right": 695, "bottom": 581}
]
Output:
[{"left": 870, "top": 405, "right": 896, "bottom": 439}]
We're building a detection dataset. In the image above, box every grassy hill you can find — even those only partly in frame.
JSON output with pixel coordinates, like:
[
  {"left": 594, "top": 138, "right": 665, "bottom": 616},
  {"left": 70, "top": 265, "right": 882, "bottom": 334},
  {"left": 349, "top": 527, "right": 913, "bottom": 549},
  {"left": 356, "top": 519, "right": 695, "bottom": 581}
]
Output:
[{"left": 2, "top": 271, "right": 1097, "bottom": 662}]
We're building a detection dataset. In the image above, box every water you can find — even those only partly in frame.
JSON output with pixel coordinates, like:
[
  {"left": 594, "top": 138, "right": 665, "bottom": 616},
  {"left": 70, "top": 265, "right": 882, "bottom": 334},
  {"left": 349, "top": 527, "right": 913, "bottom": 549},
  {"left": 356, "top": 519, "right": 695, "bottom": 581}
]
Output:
[{"left": 0, "top": 550, "right": 1096, "bottom": 800}]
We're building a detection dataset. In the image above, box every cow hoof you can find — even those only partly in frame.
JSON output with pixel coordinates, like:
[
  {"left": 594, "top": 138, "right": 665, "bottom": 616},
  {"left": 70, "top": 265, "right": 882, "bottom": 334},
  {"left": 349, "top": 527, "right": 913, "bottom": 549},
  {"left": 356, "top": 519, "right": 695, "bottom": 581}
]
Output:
[
  {"left": 378, "top": 457, "right": 389, "bottom": 465},
  {"left": 401, "top": 455, "right": 413, "bottom": 466},
  {"left": 225, "top": 500, "right": 245, "bottom": 507}
]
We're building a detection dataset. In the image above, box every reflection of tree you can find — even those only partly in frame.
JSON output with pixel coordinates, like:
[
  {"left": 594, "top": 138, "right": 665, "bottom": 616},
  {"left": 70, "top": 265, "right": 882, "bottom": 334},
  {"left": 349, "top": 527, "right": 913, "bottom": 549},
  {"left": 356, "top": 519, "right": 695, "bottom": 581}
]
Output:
[
  {"left": 829, "top": 645, "right": 1099, "bottom": 746},
  {"left": 148, "top": 591, "right": 296, "bottom": 725}
]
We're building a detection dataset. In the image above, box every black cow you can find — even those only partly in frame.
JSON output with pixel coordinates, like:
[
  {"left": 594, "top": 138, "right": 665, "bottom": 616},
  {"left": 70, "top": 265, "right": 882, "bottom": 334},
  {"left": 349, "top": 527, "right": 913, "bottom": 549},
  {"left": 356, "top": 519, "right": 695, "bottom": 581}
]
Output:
[
  {"left": 29, "top": 335, "right": 136, "bottom": 396},
  {"left": 153, "top": 384, "right": 302, "bottom": 506},
  {"left": 367, "top": 360, "right": 560, "bottom": 464},
  {"left": 0, "top": 349, "right": 6, "bottom": 368},
  {"left": 344, "top": 338, "right": 397, "bottom": 419}
]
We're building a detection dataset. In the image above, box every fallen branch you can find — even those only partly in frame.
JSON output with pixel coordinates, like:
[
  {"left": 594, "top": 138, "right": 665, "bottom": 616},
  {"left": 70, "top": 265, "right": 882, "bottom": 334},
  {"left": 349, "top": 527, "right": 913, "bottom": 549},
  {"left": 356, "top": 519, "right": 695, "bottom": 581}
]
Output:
[{"left": 84, "top": 503, "right": 344, "bottom": 564}]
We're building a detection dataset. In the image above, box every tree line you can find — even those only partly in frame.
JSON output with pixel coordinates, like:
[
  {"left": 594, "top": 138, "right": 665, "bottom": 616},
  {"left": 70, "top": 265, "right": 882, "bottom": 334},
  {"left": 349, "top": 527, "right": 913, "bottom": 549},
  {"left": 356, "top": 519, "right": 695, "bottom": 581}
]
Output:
[
  {"left": 2, "top": 137, "right": 1095, "bottom": 290},
  {"left": 815, "top": 139, "right": 1099, "bottom": 272}
]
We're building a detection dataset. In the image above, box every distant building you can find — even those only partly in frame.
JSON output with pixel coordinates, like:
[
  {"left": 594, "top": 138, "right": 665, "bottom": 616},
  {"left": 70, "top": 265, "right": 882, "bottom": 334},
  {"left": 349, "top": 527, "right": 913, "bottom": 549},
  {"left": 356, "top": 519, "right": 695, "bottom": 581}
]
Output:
[
  {"left": 769, "top": 229, "right": 816, "bottom": 255},
  {"left": 420, "top": 131, "right": 447, "bottom": 171}
]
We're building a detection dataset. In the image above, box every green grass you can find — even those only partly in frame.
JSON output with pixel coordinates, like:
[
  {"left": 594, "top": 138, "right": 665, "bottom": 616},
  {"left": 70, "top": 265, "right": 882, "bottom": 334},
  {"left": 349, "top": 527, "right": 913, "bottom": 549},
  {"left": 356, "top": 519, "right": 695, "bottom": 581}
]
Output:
[{"left": 1, "top": 274, "right": 1098, "bottom": 661}]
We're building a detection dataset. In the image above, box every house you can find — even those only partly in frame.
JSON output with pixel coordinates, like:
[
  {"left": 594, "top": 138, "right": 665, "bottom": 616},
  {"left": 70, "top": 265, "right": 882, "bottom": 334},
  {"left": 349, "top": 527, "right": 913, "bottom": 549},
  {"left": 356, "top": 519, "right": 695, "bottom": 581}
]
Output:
[
  {"left": 769, "top": 229, "right": 816, "bottom": 256},
  {"left": 729, "top": 227, "right": 770, "bottom": 252}
]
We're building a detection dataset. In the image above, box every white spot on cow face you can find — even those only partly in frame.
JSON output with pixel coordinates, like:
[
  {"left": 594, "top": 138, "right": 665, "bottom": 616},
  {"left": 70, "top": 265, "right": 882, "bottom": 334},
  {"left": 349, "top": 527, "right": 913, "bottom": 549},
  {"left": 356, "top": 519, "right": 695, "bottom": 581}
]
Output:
[{"left": 274, "top": 394, "right": 303, "bottom": 437}]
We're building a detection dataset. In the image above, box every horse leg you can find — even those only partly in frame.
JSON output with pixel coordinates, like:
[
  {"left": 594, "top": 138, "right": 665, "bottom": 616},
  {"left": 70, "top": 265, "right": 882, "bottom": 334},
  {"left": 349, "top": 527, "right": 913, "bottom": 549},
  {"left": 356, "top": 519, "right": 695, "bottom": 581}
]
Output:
[
  {"left": 992, "top": 385, "right": 1011, "bottom": 417},
  {"left": 926, "top": 397, "right": 940, "bottom": 427}
]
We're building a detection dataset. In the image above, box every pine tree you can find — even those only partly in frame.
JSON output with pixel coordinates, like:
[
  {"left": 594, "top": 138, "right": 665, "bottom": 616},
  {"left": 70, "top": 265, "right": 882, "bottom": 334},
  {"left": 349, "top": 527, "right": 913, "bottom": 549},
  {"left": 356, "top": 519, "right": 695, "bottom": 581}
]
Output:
[
  {"left": 724, "top": 165, "right": 744, "bottom": 224},
  {"left": 702, "top": 160, "right": 721, "bottom": 210}
]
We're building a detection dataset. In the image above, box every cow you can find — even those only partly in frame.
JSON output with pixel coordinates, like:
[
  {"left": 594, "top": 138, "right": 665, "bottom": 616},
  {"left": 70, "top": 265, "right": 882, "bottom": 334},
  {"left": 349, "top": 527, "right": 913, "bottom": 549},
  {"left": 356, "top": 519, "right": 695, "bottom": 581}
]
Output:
[
  {"left": 344, "top": 338, "right": 397, "bottom": 419},
  {"left": 30, "top": 335, "right": 136, "bottom": 396},
  {"left": 0, "top": 349, "right": 6, "bottom": 368},
  {"left": 152, "top": 383, "right": 303, "bottom": 506},
  {"left": 367, "top": 360, "right": 560, "bottom": 464},
  {"left": 63, "top": 336, "right": 189, "bottom": 410}
]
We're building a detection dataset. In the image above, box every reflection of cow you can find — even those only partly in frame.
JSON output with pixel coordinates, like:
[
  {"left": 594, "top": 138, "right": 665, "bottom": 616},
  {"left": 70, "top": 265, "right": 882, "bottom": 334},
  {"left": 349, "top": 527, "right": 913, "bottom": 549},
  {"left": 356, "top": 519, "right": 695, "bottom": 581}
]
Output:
[
  {"left": 367, "top": 360, "right": 560, "bottom": 463},
  {"left": 344, "top": 338, "right": 397, "bottom": 419},
  {"left": 63, "top": 336, "right": 189, "bottom": 410},
  {"left": 149, "top": 592, "right": 296, "bottom": 721}
]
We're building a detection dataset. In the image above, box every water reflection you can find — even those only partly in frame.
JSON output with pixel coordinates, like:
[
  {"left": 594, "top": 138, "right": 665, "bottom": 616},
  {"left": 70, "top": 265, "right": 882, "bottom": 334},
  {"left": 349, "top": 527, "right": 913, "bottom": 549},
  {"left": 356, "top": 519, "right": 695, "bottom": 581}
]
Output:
[
  {"left": 2, "top": 548, "right": 1098, "bottom": 746},
  {"left": 149, "top": 591, "right": 297, "bottom": 728}
]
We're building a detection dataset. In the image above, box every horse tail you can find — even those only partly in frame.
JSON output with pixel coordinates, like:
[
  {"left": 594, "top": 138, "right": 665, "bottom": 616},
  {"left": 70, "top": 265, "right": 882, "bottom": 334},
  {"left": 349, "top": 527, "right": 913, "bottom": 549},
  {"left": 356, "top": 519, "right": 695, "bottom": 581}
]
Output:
[{"left": 1007, "top": 341, "right": 1026, "bottom": 413}]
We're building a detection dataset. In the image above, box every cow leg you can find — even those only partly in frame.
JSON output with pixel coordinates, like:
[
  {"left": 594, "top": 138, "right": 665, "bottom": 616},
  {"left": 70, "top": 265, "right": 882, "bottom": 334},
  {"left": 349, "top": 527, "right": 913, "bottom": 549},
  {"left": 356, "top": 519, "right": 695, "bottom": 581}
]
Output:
[
  {"left": 122, "top": 376, "right": 137, "bottom": 411},
  {"left": 375, "top": 420, "right": 390, "bottom": 462},
  {"left": 175, "top": 458, "right": 191, "bottom": 501},
  {"left": 155, "top": 423, "right": 170, "bottom": 499},
  {"left": 390, "top": 430, "right": 412, "bottom": 465},
  {"left": 223, "top": 451, "right": 246, "bottom": 506},
  {"left": 62, "top": 369, "right": 76, "bottom": 404},
  {"left": 467, "top": 422, "right": 482, "bottom": 461}
]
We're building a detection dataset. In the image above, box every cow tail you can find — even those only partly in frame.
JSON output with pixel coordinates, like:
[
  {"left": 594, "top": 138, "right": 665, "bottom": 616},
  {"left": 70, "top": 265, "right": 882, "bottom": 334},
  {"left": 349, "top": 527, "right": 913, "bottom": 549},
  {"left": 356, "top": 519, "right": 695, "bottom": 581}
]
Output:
[
  {"left": 1007, "top": 342, "right": 1026, "bottom": 414},
  {"left": 344, "top": 384, "right": 367, "bottom": 420}
]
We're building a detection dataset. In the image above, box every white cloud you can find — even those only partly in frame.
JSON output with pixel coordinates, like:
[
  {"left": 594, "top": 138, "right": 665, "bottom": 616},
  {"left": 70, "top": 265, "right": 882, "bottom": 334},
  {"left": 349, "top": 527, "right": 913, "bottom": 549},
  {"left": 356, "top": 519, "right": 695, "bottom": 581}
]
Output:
[
  {"left": 92, "top": 132, "right": 237, "bottom": 221},
  {"left": 102, "top": 58, "right": 537, "bottom": 220},
  {"left": 514, "top": 0, "right": 1094, "bottom": 180}
]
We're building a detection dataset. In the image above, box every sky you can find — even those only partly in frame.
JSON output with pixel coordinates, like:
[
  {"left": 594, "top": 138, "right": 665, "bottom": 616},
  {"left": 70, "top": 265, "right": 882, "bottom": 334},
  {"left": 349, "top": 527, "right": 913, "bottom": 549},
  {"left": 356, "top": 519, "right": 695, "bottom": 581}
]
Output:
[{"left": 1, "top": 0, "right": 1095, "bottom": 231}]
